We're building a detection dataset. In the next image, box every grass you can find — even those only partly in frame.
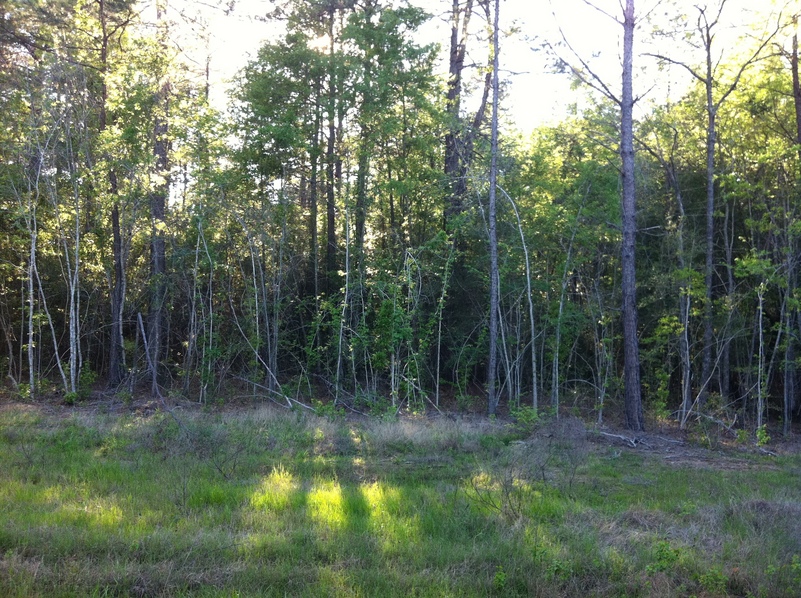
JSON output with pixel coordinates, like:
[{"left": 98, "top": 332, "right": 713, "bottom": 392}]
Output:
[{"left": 0, "top": 402, "right": 799, "bottom": 597}]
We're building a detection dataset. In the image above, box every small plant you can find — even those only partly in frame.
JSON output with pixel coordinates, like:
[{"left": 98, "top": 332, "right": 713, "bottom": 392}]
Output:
[
  {"left": 756, "top": 424, "right": 770, "bottom": 447},
  {"left": 646, "top": 540, "right": 681, "bottom": 574},
  {"left": 697, "top": 566, "right": 728, "bottom": 594},
  {"left": 735, "top": 428, "right": 749, "bottom": 444},
  {"left": 78, "top": 368, "right": 97, "bottom": 400},
  {"left": 312, "top": 399, "right": 345, "bottom": 420},
  {"left": 510, "top": 405, "right": 540, "bottom": 434},
  {"left": 115, "top": 389, "right": 133, "bottom": 406},
  {"left": 546, "top": 558, "right": 571, "bottom": 582},
  {"left": 17, "top": 383, "right": 31, "bottom": 401},
  {"left": 492, "top": 565, "right": 507, "bottom": 592}
]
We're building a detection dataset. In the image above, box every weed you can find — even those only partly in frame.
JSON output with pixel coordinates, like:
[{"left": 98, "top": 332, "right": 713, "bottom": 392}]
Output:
[
  {"left": 313, "top": 399, "right": 345, "bottom": 420},
  {"left": 509, "top": 405, "right": 540, "bottom": 435},
  {"left": 492, "top": 564, "right": 507, "bottom": 592},
  {"left": 697, "top": 566, "right": 728, "bottom": 594},
  {"left": 756, "top": 424, "right": 770, "bottom": 447},
  {"left": 645, "top": 540, "right": 682, "bottom": 574}
]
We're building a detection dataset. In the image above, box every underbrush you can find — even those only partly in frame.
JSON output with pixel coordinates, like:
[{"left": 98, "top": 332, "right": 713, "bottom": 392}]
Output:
[{"left": 0, "top": 403, "right": 799, "bottom": 597}]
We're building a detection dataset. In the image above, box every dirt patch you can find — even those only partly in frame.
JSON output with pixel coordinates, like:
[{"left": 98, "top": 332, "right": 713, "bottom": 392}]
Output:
[{"left": 589, "top": 425, "right": 791, "bottom": 471}]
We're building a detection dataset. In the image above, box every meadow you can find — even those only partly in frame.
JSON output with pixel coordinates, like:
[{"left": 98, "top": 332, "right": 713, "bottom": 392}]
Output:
[{"left": 0, "top": 400, "right": 799, "bottom": 597}]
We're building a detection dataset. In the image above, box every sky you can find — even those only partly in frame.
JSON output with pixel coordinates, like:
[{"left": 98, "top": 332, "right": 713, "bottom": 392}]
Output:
[{"left": 161, "top": 0, "right": 786, "bottom": 134}]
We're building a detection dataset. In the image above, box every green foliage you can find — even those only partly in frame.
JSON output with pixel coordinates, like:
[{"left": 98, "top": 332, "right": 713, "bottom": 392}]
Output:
[
  {"left": 697, "top": 567, "right": 728, "bottom": 594},
  {"left": 510, "top": 405, "right": 540, "bottom": 431},
  {"left": 492, "top": 565, "right": 507, "bottom": 592},
  {"left": 645, "top": 540, "right": 683, "bottom": 574},
  {"left": 756, "top": 424, "right": 771, "bottom": 447},
  {"left": 312, "top": 399, "right": 345, "bottom": 421}
]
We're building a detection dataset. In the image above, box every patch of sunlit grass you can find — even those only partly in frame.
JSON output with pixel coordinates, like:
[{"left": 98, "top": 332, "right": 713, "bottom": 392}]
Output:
[
  {"left": 308, "top": 478, "right": 346, "bottom": 530},
  {"left": 250, "top": 464, "right": 299, "bottom": 513}
]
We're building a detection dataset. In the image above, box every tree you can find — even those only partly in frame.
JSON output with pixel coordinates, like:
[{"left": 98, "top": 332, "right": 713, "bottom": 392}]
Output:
[
  {"left": 647, "top": 0, "right": 779, "bottom": 408},
  {"left": 619, "top": 0, "right": 644, "bottom": 430},
  {"left": 551, "top": 0, "right": 644, "bottom": 430},
  {"left": 486, "top": 0, "right": 500, "bottom": 415},
  {"left": 444, "top": 0, "right": 492, "bottom": 222}
]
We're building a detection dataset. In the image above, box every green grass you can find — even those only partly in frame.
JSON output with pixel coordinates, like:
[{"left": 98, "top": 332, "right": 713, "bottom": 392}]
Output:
[{"left": 0, "top": 404, "right": 799, "bottom": 597}]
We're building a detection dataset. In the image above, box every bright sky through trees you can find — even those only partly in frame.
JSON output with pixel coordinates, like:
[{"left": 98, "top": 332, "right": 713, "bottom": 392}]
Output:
[{"left": 159, "top": 0, "right": 781, "bottom": 133}]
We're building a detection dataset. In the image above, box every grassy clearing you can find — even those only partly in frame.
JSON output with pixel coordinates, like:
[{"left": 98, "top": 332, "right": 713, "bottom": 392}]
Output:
[{"left": 0, "top": 403, "right": 799, "bottom": 597}]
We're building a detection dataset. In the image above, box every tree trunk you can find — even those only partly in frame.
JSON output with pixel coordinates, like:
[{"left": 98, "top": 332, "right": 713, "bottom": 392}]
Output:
[
  {"left": 486, "top": 0, "right": 500, "bottom": 415},
  {"left": 444, "top": 0, "right": 472, "bottom": 220},
  {"left": 109, "top": 201, "right": 126, "bottom": 387},
  {"left": 443, "top": 0, "right": 491, "bottom": 225},
  {"left": 620, "top": 0, "right": 643, "bottom": 431},
  {"left": 325, "top": 9, "right": 338, "bottom": 290},
  {"left": 700, "top": 81, "right": 717, "bottom": 407},
  {"left": 99, "top": 0, "right": 127, "bottom": 388},
  {"left": 793, "top": 20, "right": 801, "bottom": 163}
]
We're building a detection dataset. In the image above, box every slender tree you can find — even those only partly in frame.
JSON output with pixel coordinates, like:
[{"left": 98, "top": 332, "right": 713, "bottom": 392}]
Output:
[
  {"left": 487, "top": 0, "right": 500, "bottom": 415},
  {"left": 552, "top": 0, "right": 644, "bottom": 429},
  {"left": 647, "top": 0, "right": 778, "bottom": 407},
  {"left": 620, "top": 0, "right": 644, "bottom": 430}
]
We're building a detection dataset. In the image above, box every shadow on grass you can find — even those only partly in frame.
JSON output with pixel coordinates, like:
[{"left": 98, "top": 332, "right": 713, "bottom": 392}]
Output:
[{"left": 1, "top": 407, "right": 801, "bottom": 597}]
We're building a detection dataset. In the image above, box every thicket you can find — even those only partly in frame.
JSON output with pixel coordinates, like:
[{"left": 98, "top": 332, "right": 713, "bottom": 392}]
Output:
[{"left": 0, "top": 0, "right": 798, "bottom": 437}]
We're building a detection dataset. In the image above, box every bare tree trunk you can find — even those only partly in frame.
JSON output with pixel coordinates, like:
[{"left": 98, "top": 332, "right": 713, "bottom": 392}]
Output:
[
  {"left": 444, "top": 0, "right": 472, "bottom": 219},
  {"left": 26, "top": 202, "right": 36, "bottom": 397},
  {"left": 109, "top": 202, "right": 126, "bottom": 387},
  {"left": 486, "top": 0, "right": 500, "bottom": 415},
  {"left": 310, "top": 91, "right": 321, "bottom": 301},
  {"left": 336, "top": 205, "right": 351, "bottom": 405},
  {"left": 700, "top": 56, "right": 717, "bottom": 408},
  {"left": 98, "top": 0, "right": 129, "bottom": 388},
  {"left": 499, "top": 186, "right": 538, "bottom": 411},
  {"left": 621, "top": 0, "right": 643, "bottom": 431},
  {"left": 793, "top": 19, "right": 801, "bottom": 163},
  {"left": 756, "top": 284, "right": 766, "bottom": 429},
  {"left": 149, "top": 100, "right": 168, "bottom": 396}
]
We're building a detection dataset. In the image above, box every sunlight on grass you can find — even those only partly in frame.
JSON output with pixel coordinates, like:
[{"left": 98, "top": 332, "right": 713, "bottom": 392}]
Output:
[
  {"left": 2, "top": 405, "right": 800, "bottom": 597},
  {"left": 250, "top": 464, "right": 298, "bottom": 512},
  {"left": 308, "top": 479, "right": 347, "bottom": 530},
  {"left": 362, "top": 482, "right": 422, "bottom": 551},
  {"left": 6, "top": 481, "right": 125, "bottom": 531}
]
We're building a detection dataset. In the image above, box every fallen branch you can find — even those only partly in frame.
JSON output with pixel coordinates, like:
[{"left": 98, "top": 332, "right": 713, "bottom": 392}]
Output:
[
  {"left": 233, "top": 376, "right": 316, "bottom": 412},
  {"left": 598, "top": 431, "right": 640, "bottom": 448},
  {"left": 653, "top": 435, "right": 684, "bottom": 445},
  {"left": 401, "top": 375, "right": 443, "bottom": 415}
]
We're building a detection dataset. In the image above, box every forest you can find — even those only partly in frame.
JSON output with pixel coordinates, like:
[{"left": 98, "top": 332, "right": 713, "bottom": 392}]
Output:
[{"left": 0, "top": 0, "right": 798, "bottom": 438}]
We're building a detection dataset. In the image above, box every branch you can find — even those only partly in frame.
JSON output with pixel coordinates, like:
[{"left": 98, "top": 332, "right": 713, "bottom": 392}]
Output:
[
  {"left": 578, "top": 0, "right": 622, "bottom": 25},
  {"left": 598, "top": 431, "right": 646, "bottom": 448},
  {"left": 547, "top": 0, "right": 621, "bottom": 104},
  {"left": 644, "top": 52, "right": 707, "bottom": 84},
  {"left": 714, "top": 20, "right": 782, "bottom": 109},
  {"left": 226, "top": 293, "right": 293, "bottom": 410}
]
